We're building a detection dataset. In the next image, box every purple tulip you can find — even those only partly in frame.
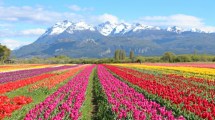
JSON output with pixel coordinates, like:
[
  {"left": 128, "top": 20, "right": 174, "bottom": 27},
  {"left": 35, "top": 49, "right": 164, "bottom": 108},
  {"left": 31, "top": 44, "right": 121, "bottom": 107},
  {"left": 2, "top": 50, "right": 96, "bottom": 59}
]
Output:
[
  {"left": 0, "top": 65, "right": 80, "bottom": 84},
  {"left": 24, "top": 65, "right": 95, "bottom": 120}
]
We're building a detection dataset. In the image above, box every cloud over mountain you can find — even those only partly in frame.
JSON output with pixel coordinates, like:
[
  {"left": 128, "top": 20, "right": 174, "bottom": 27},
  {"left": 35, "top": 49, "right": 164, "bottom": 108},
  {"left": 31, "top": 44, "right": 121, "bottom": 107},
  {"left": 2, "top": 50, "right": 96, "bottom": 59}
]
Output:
[{"left": 137, "top": 14, "right": 215, "bottom": 33}]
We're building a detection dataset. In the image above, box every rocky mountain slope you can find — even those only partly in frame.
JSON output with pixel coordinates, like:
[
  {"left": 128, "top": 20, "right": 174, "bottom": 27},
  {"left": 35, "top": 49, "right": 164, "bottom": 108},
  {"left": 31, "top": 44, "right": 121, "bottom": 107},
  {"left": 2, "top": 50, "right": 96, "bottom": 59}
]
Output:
[{"left": 13, "top": 20, "right": 215, "bottom": 58}]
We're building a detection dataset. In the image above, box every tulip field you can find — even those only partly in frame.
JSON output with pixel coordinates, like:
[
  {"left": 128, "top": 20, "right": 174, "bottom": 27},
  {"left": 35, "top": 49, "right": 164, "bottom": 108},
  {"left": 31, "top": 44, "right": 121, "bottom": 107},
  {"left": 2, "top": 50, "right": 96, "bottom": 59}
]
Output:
[{"left": 0, "top": 63, "right": 215, "bottom": 120}]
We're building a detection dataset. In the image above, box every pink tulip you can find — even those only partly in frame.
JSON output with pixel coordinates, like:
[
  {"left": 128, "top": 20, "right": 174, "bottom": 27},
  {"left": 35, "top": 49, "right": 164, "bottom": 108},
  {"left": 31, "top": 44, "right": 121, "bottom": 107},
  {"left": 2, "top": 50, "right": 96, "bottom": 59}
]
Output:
[
  {"left": 97, "top": 65, "right": 185, "bottom": 120},
  {"left": 24, "top": 65, "right": 95, "bottom": 120}
]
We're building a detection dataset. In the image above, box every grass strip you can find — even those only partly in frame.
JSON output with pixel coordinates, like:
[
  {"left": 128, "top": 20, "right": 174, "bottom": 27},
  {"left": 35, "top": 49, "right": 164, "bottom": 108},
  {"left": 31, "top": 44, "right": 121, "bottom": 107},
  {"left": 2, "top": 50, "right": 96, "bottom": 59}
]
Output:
[
  {"left": 91, "top": 66, "right": 115, "bottom": 120},
  {"left": 79, "top": 68, "right": 95, "bottom": 120},
  {"left": 4, "top": 69, "right": 82, "bottom": 120}
]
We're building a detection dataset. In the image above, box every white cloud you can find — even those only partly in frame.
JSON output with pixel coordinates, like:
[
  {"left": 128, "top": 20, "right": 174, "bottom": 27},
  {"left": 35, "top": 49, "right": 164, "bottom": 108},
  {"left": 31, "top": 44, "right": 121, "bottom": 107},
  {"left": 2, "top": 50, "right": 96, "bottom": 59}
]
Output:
[
  {"left": 0, "top": 39, "right": 31, "bottom": 50},
  {"left": 136, "top": 14, "right": 215, "bottom": 32},
  {"left": 68, "top": 4, "right": 94, "bottom": 12},
  {"left": 0, "top": 23, "right": 12, "bottom": 28},
  {"left": 69, "top": 5, "right": 81, "bottom": 11},
  {"left": 0, "top": 5, "right": 118, "bottom": 25},
  {"left": 95, "top": 13, "right": 119, "bottom": 24},
  {"left": 0, "top": 29, "right": 14, "bottom": 37},
  {"left": 20, "top": 28, "right": 46, "bottom": 36},
  {"left": 137, "top": 14, "right": 204, "bottom": 28},
  {"left": 199, "top": 26, "right": 215, "bottom": 33},
  {"left": 0, "top": 28, "right": 46, "bottom": 37},
  {"left": 0, "top": 4, "right": 215, "bottom": 33},
  {"left": 0, "top": 6, "right": 84, "bottom": 24}
]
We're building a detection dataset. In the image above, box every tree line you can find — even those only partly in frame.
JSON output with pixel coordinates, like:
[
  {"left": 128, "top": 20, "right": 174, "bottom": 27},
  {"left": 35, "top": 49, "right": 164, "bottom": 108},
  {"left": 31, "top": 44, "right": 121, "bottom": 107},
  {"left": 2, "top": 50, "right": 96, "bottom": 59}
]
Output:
[
  {"left": 160, "top": 52, "right": 215, "bottom": 63},
  {"left": 9, "top": 51, "right": 215, "bottom": 64},
  {"left": 113, "top": 50, "right": 215, "bottom": 63},
  {"left": 1, "top": 44, "right": 215, "bottom": 64},
  {"left": 0, "top": 44, "right": 11, "bottom": 64},
  {"left": 114, "top": 49, "right": 135, "bottom": 60}
]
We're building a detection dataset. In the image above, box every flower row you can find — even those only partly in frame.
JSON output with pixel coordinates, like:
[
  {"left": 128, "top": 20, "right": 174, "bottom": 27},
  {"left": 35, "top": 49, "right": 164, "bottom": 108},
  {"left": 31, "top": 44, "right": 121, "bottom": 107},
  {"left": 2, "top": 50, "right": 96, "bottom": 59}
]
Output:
[
  {"left": 0, "top": 96, "right": 32, "bottom": 119},
  {"left": 0, "top": 64, "right": 53, "bottom": 72},
  {"left": 104, "top": 65, "right": 215, "bottom": 119},
  {"left": 29, "top": 66, "right": 85, "bottom": 91},
  {"left": 113, "top": 64, "right": 215, "bottom": 80},
  {"left": 114, "top": 65, "right": 215, "bottom": 102},
  {"left": 0, "top": 65, "right": 77, "bottom": 84},
  {"left": 24, "top": 65, "right": 95, "bottom": 120},
  {"left": 144, "top": 63, "right": 215, "bottom": 69},
  {"left": 0, "top": 73, "right": 56, "bottom": 94},
  {"left": 98, "top": 65, "right": 185, "bottom": 120}
]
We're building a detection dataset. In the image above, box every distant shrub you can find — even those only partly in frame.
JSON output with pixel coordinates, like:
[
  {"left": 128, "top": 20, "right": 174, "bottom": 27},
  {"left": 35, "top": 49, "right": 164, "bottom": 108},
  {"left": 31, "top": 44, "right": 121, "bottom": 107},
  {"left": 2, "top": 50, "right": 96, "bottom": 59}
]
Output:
[
  {"left": 213, "top": 57, "right": 215, "bottom": 62},
  {"left": 175, "top": 55, "right": 192, "bottom": 62},
  {"left": 161, "top": 52, "right": 176, "bottom": 63}
]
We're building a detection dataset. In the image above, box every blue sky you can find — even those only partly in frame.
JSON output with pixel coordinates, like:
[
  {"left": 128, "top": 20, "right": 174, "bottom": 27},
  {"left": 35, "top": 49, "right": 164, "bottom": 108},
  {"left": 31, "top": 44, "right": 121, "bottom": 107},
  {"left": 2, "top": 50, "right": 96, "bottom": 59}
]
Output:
[{"left": 0, "top": 0, "right": 215, "bottom": 49}]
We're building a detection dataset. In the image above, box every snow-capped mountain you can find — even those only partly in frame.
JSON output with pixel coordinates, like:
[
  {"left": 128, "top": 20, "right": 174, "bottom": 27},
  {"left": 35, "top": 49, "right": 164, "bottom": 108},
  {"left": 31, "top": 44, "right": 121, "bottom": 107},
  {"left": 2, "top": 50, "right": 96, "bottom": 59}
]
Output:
[
  {"left": 13, "top": 20, "right": 215, "bottom": 58},
  {"left": 41, "top": 21, "right": 95, "bottom": 37},
  {"left": 111, "top": 23, "right": 132, "bottom": 34},
  {"left": 96, "top": 21, "right": 118, "bottom": 36},
  {"left": 95, "top": 22, "right": 162, "bottom": 35},
  {"left": 166, "top": 26, "right": 215, "bottom": 34},
  {"left": 167, "top": 26, "right": 184, "bottom": 33},
  {"left": 132, "top": 23, "right": 161, "bottom": 32},
  {"left": 65, "top": 22, "right": 95, "bottom": 34},
  {"left": 43, "top": 20, "right": 72, "bottom": 36},
  {"left": 190, "top": 28, "right": 205, "bottom": 33},
  {"left": 40, "top": 20, "right": 214, "bottom": 37}
]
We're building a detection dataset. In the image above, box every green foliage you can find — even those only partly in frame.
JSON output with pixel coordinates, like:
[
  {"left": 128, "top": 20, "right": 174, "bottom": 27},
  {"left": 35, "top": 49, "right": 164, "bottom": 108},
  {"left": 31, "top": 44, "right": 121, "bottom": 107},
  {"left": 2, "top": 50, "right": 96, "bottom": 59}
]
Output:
[
  {"left": 213, "top": 57, "right": 215, "bottom": 62},
  {"left": 161, "top": 52, "right": 176, "bottom": 62},
  {"left": 80, "top": 68, "right": 94, "bottom": 120},
  {"left": 190, "top": 54, "right": 214, "bottom": 62},
  {"left": 92, "top": 68, "right": 115, "bottom": 120},
  {"left": 114, "top": 49, "right": 126, "bottom": 61},
  {"left": 0, "top": 44, "right": 11, "bottom": 64},
  {"left": 121, "top": 50, "right": 126, "bottom": 60},
  {"left": 47, "top": 56, "right": 71, "bottom": 64},
  {"left": 28, "top": 57, "right": 44, "bottom": 64},
  {"left": 175, "top": 55, "right": 192, "bottom": 62},
  {"left": 12, "top": 50, "right": 215, "bottom": 64},
  {"left": 144, "top": 57, "right": 161, "bottom": 63},
  {"left": 114, "top": 50, "right": 120, "bottom": 60},
  {"left": 129, "top": 50, "right": 134, "bottom": 61},
  {"left": 136, "top": 56, "right": 145, "bottom": 62}
]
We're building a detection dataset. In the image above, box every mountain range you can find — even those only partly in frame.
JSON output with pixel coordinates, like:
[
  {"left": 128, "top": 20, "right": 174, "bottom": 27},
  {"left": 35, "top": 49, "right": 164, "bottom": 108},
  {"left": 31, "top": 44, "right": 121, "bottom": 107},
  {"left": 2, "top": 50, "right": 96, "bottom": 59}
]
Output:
[{"left": 13, "top": 20, "right": 215, "bottom": 58}]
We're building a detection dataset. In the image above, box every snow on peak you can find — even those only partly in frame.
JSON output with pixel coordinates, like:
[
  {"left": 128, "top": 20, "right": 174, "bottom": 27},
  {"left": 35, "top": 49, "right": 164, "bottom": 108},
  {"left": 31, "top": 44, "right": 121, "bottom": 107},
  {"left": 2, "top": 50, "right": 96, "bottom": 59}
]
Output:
[
  {"left": 96, "top": 21, "right": 118, "bottom": 36},
  {"left": 167, "top": 26, "right": 184, "bottom": 33},
  {"left": 132, "top": 23, "right": 160, "bottom": 32},
  {"left": 189, "top": 27, "right": 215, "bottom": 33},
  {"left": 112, "top": 23, "right": 132, "bottom": 34},
  {"left": 42, "top": 20, "right": 95, "bottom": 36},
  {"left": 166, "top": 26, "right": 214, "bottom": 33},
  {"left": 47, "top": 20, "right": 72, "bottom": 35},
  {"left": 96, "top": 22, "right": 161, "bottom": 36},
  {"left": 190, "top": 28, "right": 206, "bottom": 33},
  {"left": 41, "top": 20, "right": 214, "bottom": 38},
  {"left": 66, "top": 22, "right": 95, "bottom": 34}
]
